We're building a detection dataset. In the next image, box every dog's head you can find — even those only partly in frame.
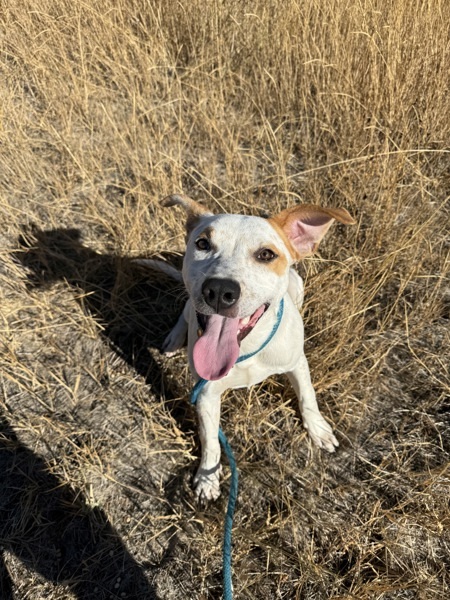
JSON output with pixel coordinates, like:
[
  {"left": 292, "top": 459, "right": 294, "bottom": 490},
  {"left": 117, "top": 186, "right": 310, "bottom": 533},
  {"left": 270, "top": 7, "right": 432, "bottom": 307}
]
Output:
[{"left": 162, "top": 194, "right": 354, "bottom": 379}]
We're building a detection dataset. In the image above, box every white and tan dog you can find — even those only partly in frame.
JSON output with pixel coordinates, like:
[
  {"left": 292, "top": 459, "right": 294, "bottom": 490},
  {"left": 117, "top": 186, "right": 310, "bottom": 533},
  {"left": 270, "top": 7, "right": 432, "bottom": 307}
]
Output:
[{"left": 157, "top": 194, "right": 354, "bottom": 501}]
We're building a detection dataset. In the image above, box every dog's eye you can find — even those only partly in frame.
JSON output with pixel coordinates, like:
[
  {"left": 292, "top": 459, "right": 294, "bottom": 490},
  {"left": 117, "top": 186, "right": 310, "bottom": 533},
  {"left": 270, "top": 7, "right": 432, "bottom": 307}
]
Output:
[
  {"left": 195, "top": 237, "right": 210, "bottom": 251},
  {"left": 256, "top": 248, "right": 277, "bottom": 262}
]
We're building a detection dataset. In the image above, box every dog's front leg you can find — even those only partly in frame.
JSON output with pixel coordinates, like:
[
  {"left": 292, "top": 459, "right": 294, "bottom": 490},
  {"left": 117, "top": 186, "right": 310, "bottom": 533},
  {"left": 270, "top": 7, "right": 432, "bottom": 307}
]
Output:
[
  {"left": 193, "top": 381, "right": 223, "bottom": 501},
  {"left": 161, "top": 300, "right": 190, "bottom": 355},
  {"left": 287, "top": 355, "right": 339, "bottom": 452}
]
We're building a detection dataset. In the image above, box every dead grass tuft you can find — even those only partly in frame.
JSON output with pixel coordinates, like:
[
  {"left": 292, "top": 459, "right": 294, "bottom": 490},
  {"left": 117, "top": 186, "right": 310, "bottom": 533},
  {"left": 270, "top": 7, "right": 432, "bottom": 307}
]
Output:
[{"left": 1, "top": 1, "right": 449, "bottom": 598}]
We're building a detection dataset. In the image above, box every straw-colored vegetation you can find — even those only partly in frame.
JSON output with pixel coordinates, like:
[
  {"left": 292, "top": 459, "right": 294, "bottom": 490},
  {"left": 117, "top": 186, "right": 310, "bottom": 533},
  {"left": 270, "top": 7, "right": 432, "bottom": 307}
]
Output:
[{"left": 1, "top": 1, "right": 449, "bottom": 598}]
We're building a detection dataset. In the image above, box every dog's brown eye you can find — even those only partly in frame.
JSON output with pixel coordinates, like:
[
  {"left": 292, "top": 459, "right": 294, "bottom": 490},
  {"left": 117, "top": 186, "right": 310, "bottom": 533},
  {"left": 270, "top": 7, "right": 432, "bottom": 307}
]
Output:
[
  {"left": 195, "top": 237, "right": 210, "bottom": 251},
  {"left": 256, "top": 248, "right": 277, "bottom": 262}
]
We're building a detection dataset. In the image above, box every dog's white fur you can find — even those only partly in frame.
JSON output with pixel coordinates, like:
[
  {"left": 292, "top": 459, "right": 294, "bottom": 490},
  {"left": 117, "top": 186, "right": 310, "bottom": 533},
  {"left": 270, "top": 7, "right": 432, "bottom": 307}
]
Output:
[{"left": 158, "top": 194, "right": 354, "bottom": 501}]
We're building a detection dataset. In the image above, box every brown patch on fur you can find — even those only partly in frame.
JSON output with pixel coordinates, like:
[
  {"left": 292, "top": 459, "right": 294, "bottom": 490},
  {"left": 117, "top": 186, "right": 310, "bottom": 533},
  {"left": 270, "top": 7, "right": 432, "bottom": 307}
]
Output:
[
  {"left": 197, "top": 225, "right": 214, "bottom": 239},
  {"left": 195, "top": 225, "right": 215, "bottom": 248},
  {"left": 268, "top": 219, "right": 298, "bottom": 260},
  {"left": 270, "top": 204, "right": 355, "bottom": 259},
  {"left": 273, "top": 204, "right": 355, "bottom": 229},
  {"left": 260, "top": 244, "right": 288, "bottom": 276}
]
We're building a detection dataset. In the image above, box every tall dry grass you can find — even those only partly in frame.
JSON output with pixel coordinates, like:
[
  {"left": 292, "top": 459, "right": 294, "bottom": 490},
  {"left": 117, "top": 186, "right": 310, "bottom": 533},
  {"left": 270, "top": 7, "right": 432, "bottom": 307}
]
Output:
[{"left": 1, "top": 1, "right": 449, "bottom": 598}]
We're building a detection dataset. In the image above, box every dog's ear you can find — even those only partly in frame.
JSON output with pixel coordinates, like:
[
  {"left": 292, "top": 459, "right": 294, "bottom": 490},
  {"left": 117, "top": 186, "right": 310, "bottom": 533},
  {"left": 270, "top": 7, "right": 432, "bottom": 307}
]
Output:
[
  {"left": 270, "top": 204, "right": 355, "bottom": 259},
  {"left": 161, "top": 194, "right": 212, "bottom": 234}
]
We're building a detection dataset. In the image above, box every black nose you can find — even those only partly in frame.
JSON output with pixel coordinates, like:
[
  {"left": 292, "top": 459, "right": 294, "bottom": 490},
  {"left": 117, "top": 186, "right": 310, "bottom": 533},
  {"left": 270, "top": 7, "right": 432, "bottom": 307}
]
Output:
[{"left": 202, "top": 278, "right": 241, "bottom": 312}]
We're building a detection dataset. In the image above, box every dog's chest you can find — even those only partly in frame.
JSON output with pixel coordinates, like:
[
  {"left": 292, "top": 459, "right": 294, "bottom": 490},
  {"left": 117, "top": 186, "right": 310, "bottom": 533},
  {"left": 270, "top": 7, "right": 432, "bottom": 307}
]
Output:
[
  {"left": 224, "top": 342, "right": 301, "bottom": 389},
  {"left": 224, "top": 360, "right": 275, "bottom": 389}
]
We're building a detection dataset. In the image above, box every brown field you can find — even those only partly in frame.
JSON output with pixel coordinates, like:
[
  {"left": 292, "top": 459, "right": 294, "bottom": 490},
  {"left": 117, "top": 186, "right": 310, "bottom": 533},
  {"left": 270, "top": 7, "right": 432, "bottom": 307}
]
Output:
[{"left": 1, "top": 1, "right": 449, "bottom": 598}]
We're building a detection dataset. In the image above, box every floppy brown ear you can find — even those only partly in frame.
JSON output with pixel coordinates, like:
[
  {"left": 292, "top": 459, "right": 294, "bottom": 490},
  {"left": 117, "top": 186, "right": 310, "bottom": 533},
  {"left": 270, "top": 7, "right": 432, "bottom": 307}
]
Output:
[
  {"left": 161, "top": 194, "right": 212, "bottom": 233},
  {"left": 270, "top": 204, "right": 355, "bottom": 259}
]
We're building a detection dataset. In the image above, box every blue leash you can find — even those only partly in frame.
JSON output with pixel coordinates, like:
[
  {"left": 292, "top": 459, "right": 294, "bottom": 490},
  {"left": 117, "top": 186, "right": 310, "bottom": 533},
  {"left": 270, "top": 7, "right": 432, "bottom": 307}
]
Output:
[{"left": 191, "top": 299, "right": 284, "bottom": 600}]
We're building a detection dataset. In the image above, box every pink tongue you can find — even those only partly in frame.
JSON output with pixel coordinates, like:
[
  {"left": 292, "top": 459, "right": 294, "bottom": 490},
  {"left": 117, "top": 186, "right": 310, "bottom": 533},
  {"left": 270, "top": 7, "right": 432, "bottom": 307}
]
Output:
[{"left": 193, "top": 314, "right": 240, "bottom": 381}]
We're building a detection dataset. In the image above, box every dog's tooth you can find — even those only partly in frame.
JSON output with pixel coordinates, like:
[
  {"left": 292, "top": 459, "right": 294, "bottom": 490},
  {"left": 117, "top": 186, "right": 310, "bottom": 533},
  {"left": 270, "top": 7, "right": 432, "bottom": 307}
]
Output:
[
  {"left": 241, "top": 316, "right": 250, "bottom": 325},
  {"left": 197, "top": 328, "right": 203, "bottom": 337}
]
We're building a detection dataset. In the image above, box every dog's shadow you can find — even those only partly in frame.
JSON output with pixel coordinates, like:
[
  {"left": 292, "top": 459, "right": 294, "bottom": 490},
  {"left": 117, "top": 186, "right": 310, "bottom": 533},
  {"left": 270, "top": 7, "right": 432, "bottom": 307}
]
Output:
[
  {"left": 3, "top": 225, "right": 191, "bottom": 599},
  {"left": 15, "top": 225, "right": 188, "bottom": 407}
]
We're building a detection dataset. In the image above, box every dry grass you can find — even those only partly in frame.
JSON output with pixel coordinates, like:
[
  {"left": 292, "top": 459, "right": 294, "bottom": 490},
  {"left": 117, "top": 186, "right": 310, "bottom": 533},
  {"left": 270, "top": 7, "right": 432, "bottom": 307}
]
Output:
[{"left": 1, "top": 1, "right": 449, "bottom": 598}]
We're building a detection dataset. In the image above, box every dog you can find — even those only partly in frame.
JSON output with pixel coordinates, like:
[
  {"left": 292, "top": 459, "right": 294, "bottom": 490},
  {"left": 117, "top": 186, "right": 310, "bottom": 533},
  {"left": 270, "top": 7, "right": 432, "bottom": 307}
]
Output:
[{"left": 154, "top": 194, "right": 355, "bottom": 501}]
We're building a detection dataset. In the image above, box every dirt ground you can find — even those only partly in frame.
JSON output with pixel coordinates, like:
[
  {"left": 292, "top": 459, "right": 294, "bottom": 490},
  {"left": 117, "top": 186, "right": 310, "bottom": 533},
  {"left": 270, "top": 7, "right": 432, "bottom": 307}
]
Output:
[{"left": 1, "top": 1, "right": 449, "bottom": 599}]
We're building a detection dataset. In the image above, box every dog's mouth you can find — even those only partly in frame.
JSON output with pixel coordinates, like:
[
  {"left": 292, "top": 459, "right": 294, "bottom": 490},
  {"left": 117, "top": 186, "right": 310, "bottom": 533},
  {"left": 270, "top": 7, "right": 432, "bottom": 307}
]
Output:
[{"left": 193, "top": 304, "right": 269, "bottom": 381}]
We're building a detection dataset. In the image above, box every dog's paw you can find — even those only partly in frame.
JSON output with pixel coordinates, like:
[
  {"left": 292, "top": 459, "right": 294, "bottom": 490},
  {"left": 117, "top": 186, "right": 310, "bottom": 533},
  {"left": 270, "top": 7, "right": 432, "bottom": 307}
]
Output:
[
  {"left": 161, "top": 329, "right": 186, "bottom": 355},
  {"left": 193, "top": 465, "right": 222, "bottom": 502},
  {"left": 304, "top": 417, "right": 339, "bottom": 452}
]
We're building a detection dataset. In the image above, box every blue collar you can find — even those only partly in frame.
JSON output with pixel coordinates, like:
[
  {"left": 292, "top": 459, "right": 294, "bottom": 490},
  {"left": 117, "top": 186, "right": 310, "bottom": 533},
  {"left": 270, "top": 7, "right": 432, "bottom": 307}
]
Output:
[{"left": 235, "top": 297, "right": 284, "bottom": 364}]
